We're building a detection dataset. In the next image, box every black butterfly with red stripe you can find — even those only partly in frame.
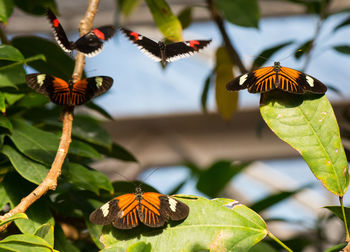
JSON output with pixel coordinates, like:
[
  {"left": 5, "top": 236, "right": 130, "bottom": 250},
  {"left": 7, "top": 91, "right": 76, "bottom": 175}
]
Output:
[
  {"left": 226, "top": 62, "right": 327, "bottom": 94},
  {"left": 89, "top": 186, "right": 189, "bottom": 229},
  {"left": 26, "top": 74, "right": 113, "bottom": 106},
  {"left": 46, "top": 9, "right": 115, "bottom": 57},
  {"left": 120, "top": 27, "right": 211, "bottom": 66}
]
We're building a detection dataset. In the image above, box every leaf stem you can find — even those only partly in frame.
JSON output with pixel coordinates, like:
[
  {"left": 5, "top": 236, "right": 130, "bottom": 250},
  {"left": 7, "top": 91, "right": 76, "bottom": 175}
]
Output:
[
  {"left": 340, "top": 196, "right": 350, "bottom": 242},
  {"left": 0, "top": 25, "right": 10, "bottom": 45},
  {"left": 268, "top": 232, "right": 293, "bottom": 252}
]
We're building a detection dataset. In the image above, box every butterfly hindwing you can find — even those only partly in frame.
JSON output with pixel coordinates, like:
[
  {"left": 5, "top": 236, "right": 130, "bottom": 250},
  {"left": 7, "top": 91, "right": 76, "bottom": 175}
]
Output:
[
  {"left": 111, "top": 193, "right": 139, "bottom": 229},
  {"left": 120, "top": 27, "right": 161, "bottom": 62},
  {"left": 89, "top": 199, "right": 120, "bottom": 225},
  {"left": 165, "top": 40, "right": 212, "bottom": 62},
  {"left": 46, "top": 9, "right": 72, "bottom": 52},
  {"left": 139, "top": 192, "right": 166, "bottom": 228},
  {"left": 159, "top": 196, "right": 190, "bottom": 221}
]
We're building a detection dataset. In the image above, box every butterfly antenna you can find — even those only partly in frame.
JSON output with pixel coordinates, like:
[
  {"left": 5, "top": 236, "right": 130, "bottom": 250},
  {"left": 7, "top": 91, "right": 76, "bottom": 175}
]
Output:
[
  {"left": 278, "top": 49, "right": 302, "bottom": 62},
  {"left": 142, "top": 167, "right": 161, "bottom": 183}
]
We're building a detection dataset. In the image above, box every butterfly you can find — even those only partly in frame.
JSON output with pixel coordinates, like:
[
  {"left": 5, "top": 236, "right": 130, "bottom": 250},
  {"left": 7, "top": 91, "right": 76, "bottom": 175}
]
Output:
[
  {"left": 120, "top": 27, "right": 211, "bottom": 66},
  {"left": 89, "top": 186, "right": 190, "bottom": 229},
  {"left": 46, "top": 9, "right": 116, "bottom": 57},
  {"left": 26, "top": 74, "right": 113, "bottom": 106},
  {"left": 226, "top": 62, "right": 327, "bottom": 94}
]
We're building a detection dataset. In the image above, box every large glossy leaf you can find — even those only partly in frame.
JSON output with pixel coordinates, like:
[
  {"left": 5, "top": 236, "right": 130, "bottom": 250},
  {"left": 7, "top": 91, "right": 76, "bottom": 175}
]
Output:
[
  {"left": 96, "top": 142, "right": 137, "bottom": 162},
  {"left": 0, "top": 0, "right": 14, "bottom": 23},
  {"left": 0, "top": 234, "right": 56, "bottom": 252},
  {"left": 324, "top": 205, "right": 350, "bottom": 224},
  {"left": 35, "top": 223, "right": 55, "bottom": 247},
  {"left": 12, "top": 36, "right": 75, "bottom": 80},
  {"left": 13, "top": 0, "right": 56, "bottom": 15},
  {"left": 178, "top": 7, "right": 192, "bottom": 30},
  {"left": 2, "top": 145, "right": 49, "bottom": 184},
  {"left": 3, "top": 173, "right": 54, "bottom": 234},
  {"left": 0, "top": 112, "right": 11, "bottom": 132},
  {"left": 145, "top": 0, "right": 183, "bottom": 41},
  {"left": 215, "top": 46, "right": 238, "bottom": 120},
  {"left": 0, "top": 91, "right": 5, "bottom": 113},
  {"left": 0, "top": 44, "right": 24, "bottom": 61},
  {"left": 65, "top": 163, "right": 114, "bottom": 195},
  {"left": 260, "top": 92, "right": 349, "bottom": 196},
  {"left": 0, "top": 213, "right": 28, "bottom": 227},
  {"left": 0, "top": 183, "right": 10, "bottom": 210},
  {"left": 216, "top": 0, "right": 260, "bottom": 28},
  {"left": 197, "top": 160, "right": 248, "bottom": 198},
  {"left": 252, "top": 41, "right": 293, "bottom": 69},
  {"left": 0, "top": 64, "right": 25, "bottom": 88},
  {"left": 99, "top": 197, "right": 267, "bottom": 251},
  {"left": 70, "top": 139, "right": 101, "bottom": 160}
]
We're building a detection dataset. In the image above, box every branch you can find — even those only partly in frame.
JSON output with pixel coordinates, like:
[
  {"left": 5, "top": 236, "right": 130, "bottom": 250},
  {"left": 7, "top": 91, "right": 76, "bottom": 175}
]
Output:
[
  {"left": 0, "top": 0, "right": 101, "bottom": 231},
  {"left": 206, "top": 0, "right": 247, "bottom": 74}
]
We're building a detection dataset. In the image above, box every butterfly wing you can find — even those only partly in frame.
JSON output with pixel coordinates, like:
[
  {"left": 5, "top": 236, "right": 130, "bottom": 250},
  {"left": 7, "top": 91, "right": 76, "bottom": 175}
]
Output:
[
  {"left": 26, "top": 73, "right": 70, "bottom": 105},
  {"left": 165, "top": 40, "right": 211, "bottom": 62},
  {"left": 46, "top": 9, "right": 72, "bottom": 52},
  {"left": 120, "top": 27, "right": 162, "bottom": 62},
  {"left": 89, "top": 193, "right": 140, "bottom": 229},
  {"left": 71, "top": 76, "right": 113, "bottom": 106},
  {"left": 93, "top": 26, "right": 116, "bottom": 41},
  {"left": 139, "top": 193, "right": 189, "bottom": 228},
  {"left": 279, "top": 66, "right": 327, "bottom": 94},
  {"left": 226, "top": 66, "right": 277, "bottom": 93}
]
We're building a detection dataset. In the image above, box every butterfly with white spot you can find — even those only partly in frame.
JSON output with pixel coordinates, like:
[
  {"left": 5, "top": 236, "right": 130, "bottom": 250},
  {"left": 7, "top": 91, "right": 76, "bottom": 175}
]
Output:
[
  {"left": 226, "top": 62, "right": 327, "bottom": 94},
  {"left": 119, "top": 27, "right": 211, "bottom": 67},
  {"left": 89, "top": 186, "right": 189, "bottom": 229}
]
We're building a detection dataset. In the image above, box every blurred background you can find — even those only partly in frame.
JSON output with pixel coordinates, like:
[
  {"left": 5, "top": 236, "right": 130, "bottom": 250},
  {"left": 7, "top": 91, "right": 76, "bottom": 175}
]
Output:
[{"left": 6, "top": 0, "right": 350, "bottom": 250}]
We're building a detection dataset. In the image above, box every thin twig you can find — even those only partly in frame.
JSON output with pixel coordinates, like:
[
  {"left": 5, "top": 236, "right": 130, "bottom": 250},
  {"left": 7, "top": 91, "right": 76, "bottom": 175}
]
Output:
[
  {"left": 340, "top": 196, "right": 350, "bottom": 242},
  {"left": 0, "top": 0, "right": 101, "bottom": 231},
  {"left": 206, "top": 0, "right": 247, "bottom": 74}
]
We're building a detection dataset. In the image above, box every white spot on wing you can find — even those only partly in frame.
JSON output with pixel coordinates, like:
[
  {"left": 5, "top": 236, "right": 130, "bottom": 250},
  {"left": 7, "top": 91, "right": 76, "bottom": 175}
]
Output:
[
  {"left": 95, "top": 77, "right": 103, "bottom": 87},
  {"left": 306, "top": 75, "right": 314, "bottom": 87},
  {"left": 168, "top": 197, "right": 177, "bottom": 212},
  {"left": 239, "top": 74, "right": 248, "bottom": 86},
  {"left": 37, "top": 74, "right": 46, "bottom": 86},
  {"left": 100, "top": 202, "right": 110, "bottom": 217}
]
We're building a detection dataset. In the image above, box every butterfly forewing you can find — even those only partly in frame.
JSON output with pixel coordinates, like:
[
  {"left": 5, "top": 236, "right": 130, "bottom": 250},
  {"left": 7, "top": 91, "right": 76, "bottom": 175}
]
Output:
[
  {"left": 165, "top": 40, "right": 211, "bottom": 62},
  {"left": 46, "top": 9, "right": 72, "bottom": 52},
  {"left": 120, "top": 27, "right": 162, "bottom": 62}
]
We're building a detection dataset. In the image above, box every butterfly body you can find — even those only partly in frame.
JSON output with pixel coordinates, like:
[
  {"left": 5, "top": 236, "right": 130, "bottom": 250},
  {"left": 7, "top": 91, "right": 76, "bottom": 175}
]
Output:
[
  {"left": 89, "top": 186, "right": 189, "bottom": 229},
  {"left": 46, "top": 9, "right": 115, "bottom": 57},
  {"left": 120, "top": 27, "right": 211, "bottom": 66},
  {"left": 226, "top": 62, "right": 327, "bottom": 94},
  {"left": 26, "top": 74, "right": 113, "bottom": 106}
]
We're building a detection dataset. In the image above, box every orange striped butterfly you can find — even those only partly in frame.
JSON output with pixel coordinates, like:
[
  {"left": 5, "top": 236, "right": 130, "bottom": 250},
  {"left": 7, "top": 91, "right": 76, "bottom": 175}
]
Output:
[
  {"left": 89, "top": 186, "right": 189, "bottom": 229},
  {"left": 26, "top": 74, "right": 113, "bottom": 106},
  {"left": 226, "top": 62, "right": 327, "bottom": 94}
]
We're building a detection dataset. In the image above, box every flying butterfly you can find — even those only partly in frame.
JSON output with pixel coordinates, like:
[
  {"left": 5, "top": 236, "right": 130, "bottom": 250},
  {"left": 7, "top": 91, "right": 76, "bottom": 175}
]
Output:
[
  {"left": 89, "top": 186, "right": 189, "bottom": 229},
  {"left": 120, "top": 27, "right": 211, "bottom": 66},
  {"left": 226, "top": 62, "right": 327, "bottom": 94},
  {"left": 46, "top": 9, "right": 116, "bottom": 57},
  {"left": 26, "top": 74, "right": 113, "bottom": 106}
]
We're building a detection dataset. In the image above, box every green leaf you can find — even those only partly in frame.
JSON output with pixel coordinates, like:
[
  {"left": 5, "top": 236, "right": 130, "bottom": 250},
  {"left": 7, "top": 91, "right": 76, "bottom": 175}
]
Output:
[
  {"left": 70, "top": 139, "right": 101, "bottom": 160},
  {"left": 334, "top": 15, "right": 350, "bottom": 32},
  {"left": 324, "top": 205, "right": 350, "bottom": 224},
  {"left": 201, "top": 72, "right": 212, "bottom": 113},
  {"left": 0, "top": 92, "right": 5, "bottom": 113},
  {"left": 3, "top": 173, "right": 54, "bottom": 234},
  {"left": 100, "top": 197, "right": 267, "bottom": 251},
  {"left": 3, "top": 92, "right": 24, "bottom": 105},
  {"left": 85, "top": 209, "right": 104, "bottom": 249},
  {"left": 249, "top": 241, "right": 278, "bottom": 252},
  {"left": 117, "top": 0, "right": 141, "bottom": 17},
  {"left": 0, "top": 213, "right": 28, "bottom": 227},
  {"left": 145, "top": 0, "right": 183, "bottom": 41},
  {"left": 294, "top": 39, "right": 312, "bottom": 59},
  {"left": 2, "top": 145, "right": 49, "bottom": 185},
  {"left": 178, "top": 7, "right": 192, "bottom": 30},
  {"left": 127, "top": 242, "right": 152, "bottom": 252},
  {"left": 260, "top": 92, "right": 349, "bottom": 196},
  {"left": 0, "top": 234, "right": 55, "bottom": 252},
  {"left": 197, "top": 160, "right": 248, "bottom": 198},
  {"left": 0, "top": 0, "right": 14, "bottom": 23},
  {"left": 0, "top": 183, "right": 10, "bottom": 210},
  {"left": 249, "top": 185, "right": 310, "bottom": 213},
  {"left": 96, "top": 142, "right": 137, "bottom": 162},
  {"left": 13, "top": 0, "right": 56, "bottom": 15},
  {"left": 85, "top": 102, "right": 113, "bottom": 120},
  {"left": 12, "top": 36, "right": 76, "bottom": 80},
  {"left": 65, "top": 163, "right": 113, "bottom": 195},
  {"left": 0, "top": 64, "right": 25, "bottom": 88},
  {"left": 0, "top": 115, "right": 11, "bottom": 132},
  {"left": 216, "top": 0, "right": 260, "bottom": 28},
  {"left": 334, "top": 45, "right": 350, "bottom": 55},
  {"left": 0, "top": 45, "right": 24, "bottom": 61},
  {"left": 324, "top": 243, "right": 347, "bottom": 252},
  {"left": 54, "top": 224, "right": 80, "bottom": 252},
  {"left": 252, "top": 41, "right": 293, "bottom": 69},
  {"left": 35, "top": 223, "right": 54, "bottom": 247},
  {"left": 215, "top": 46, "right": 238, "bottom": 120}
]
